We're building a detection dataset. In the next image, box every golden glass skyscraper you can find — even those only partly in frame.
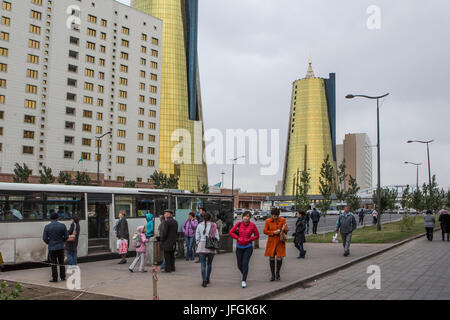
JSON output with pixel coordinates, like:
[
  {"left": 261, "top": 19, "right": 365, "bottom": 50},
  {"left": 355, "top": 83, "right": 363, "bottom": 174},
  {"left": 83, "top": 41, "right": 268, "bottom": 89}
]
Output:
[
  {"left": 132, "top": 0, "right": 208, "bottom": 191},
  {"left": 282, "top": 60, "right": 337, "bottom": 195}
]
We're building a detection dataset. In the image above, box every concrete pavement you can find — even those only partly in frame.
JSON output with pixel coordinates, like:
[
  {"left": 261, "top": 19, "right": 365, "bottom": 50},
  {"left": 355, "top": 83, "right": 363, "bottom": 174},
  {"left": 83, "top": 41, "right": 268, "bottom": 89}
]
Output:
[
  {"left": 273, "top": 231, "right": 450, "bottom": 300},
  {"left": 0, "top": 239, "right": 391, "bottom": 300}
]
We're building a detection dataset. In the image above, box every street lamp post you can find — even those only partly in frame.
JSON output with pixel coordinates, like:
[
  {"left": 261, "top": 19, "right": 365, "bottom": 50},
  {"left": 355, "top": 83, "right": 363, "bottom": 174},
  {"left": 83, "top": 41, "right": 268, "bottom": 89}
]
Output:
[
  {"left": 404, "top": 161, "right": 422, "bottom": 191},
  {"left": 407, "top": 140, "right": 434, "bottom": 188},
  {"left": 231, "top": 156, "right": 246, "bottom": 210},
  {"left": 346, "top": 93, "right": 389, "bottom": 231},
  {"left": 96, "top": 131, "right": 112, "bottom": 185}
]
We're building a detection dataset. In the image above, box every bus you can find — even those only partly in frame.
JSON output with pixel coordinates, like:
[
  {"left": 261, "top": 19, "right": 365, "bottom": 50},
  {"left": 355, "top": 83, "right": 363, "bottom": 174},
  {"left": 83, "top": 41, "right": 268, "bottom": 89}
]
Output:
[{"left": 0, "top": 183, "right": 233, "bottom": 265}]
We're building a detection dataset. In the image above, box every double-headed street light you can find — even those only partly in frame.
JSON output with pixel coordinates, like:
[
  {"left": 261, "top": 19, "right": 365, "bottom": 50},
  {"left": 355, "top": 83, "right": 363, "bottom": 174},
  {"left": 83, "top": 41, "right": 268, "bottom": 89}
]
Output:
[
  {"left": 96, "top": 131, "right": 112, "bottom": 185},
  {"left": 407, "top": 140, "right": 434, "bottom": 188},
  {"left": 404, "top": 161, "right": 422, "bottom": 191},
  {"left": 231, "top": 156, "right": 246, "bottom": 209},
  {"left": 346, "top": 93, "right": 389, "bottom": 231}
]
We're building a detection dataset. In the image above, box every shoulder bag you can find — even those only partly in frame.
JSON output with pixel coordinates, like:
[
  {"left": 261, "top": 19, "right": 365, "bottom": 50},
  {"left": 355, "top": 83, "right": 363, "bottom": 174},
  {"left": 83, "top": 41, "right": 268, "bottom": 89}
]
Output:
[
  {"left": 67, "top": 224, "right": 77, "bottom": 242},
  {"left": 205, "top": 223, "right": 220, "bottom": 250}
]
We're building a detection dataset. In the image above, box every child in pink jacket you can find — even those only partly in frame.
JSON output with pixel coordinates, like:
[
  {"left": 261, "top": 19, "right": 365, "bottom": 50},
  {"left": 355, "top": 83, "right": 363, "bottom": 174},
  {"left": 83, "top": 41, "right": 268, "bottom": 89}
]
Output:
[{"left": 129, "top": 225, "right": 149, "bottom": 272}]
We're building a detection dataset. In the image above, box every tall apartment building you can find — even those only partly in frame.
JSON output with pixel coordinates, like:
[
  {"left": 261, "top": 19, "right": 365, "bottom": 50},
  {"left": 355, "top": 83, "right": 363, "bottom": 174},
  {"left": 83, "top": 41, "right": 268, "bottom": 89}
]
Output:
[
  {"left": 336, "top": 133, "right": 373, "bottom": 191},
  {"left": 0, "top": 0, "right": 162, "bottom": 183},
  {"left": 133, "top": 0, "right": 208, "bottom": 192},
  {"left": 282, "top": 59, "right": 336, "bottom": 195}
]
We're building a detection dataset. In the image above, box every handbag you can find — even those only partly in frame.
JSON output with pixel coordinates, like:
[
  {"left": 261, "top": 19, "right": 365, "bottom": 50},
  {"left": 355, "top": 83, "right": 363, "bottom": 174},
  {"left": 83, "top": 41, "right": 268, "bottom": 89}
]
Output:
[
  {"left": 234, "top": 222, "right": 242, "bottom": 236},
  {"left": 205, "top": 223, "right": 220, "bottom": 250},
  {"left": 279, "top": 223, "right": 287, "bottom": 242},
  {"left": 67, "top": 224, "right": 77, "bottom": 242}
]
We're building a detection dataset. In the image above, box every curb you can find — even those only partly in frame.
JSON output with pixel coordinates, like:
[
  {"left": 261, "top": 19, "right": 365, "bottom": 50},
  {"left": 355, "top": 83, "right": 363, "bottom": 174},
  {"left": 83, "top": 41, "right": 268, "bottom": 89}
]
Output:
[{"left": 248, "top": 229, "right": 439, "bottom": 300}]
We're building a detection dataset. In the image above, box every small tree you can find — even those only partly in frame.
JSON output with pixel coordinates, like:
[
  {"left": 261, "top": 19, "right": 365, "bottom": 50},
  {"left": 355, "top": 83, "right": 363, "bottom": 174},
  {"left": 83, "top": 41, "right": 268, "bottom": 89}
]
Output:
[
  {"left": 201, "top": 184, "right": 209, "bottom": 194},
  {"left": 410, "top": 188, "right": 424, "bottom": 212},
  {"left": 74, "top": 171, "right": 91, "bottom": 186},
  {"left": 58, "top": 172, "right": 72, "bottom": 185},
  {"left": 166, "top": 174, "right": 179, "bottom": 189},
  {"left": 346, "top": 175, "right": 361, "bottom": 212},
  {"left": 446, "top": 190, "right": 450, "bottom": 208},
  {"left": 423, "top": 175, "right": 442, "bottom": 212},
  {"left": 39, "top": 166, "right": 55, "bottom": 184},
  {"left": 295, "top": 169, "right": 311, "bottom": 212},
  {"left": 13, "top": 163, "right": 32, "bottom": 183},
  {"left": 318, "top": 155, "right": 335, "bottom": 216},
  {"left": 335, "top": 160, "right": 348, "bottom": 211},
  {"left": 150, "top": 171, "right": 179, "bottom": 189},
  {"left": 150, "top": 170, "right": 164, "bottom": 188},
  {"left": 400, "top": 185, "right": 411, "bottom": 211},
  {"left": 124, "top": 181, "right": 136, "bottom": 188},
  {"left": 372, "top": 188, "right": 398, "bottom": 231}
]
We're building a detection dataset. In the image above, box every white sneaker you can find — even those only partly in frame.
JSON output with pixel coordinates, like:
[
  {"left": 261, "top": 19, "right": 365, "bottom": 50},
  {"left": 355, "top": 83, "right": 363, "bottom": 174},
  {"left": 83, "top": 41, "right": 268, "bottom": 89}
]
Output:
[{"left": 241, "top": 281, "right": 247, "bottom": 288}]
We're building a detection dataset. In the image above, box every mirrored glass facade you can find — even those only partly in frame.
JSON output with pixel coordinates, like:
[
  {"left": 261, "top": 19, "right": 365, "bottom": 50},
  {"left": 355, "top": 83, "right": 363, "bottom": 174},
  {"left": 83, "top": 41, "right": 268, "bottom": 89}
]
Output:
[{"left": 132, "top": 0, "right": 208, "bottom": 191}]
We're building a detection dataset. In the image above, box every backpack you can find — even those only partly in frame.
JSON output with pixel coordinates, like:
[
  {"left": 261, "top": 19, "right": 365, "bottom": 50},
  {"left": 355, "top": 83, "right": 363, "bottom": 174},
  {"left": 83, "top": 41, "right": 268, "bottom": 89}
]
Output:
[{"left": 132, "top": 233, "right": 142, "bottom": 247}]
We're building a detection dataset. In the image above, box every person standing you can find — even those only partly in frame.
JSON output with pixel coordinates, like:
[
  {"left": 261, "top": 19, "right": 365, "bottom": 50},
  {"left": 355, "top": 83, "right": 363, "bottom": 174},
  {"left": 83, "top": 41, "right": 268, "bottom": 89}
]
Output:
[
  {"left": 358, "top": 209, "right": 365, "bottom": 225},
  {"left": 310, "top": 208, "right": 321, "bottom": 234},
  {"left": 65, "top": 216, "right": 80, "bottom": 266},
  {"left": 129, "top": 225, "right": 149, "bottom": 273},
  {"left": 155, "top": 215, "right": 166, "bottom": 269},
  {"left": 43, "top": 212, "right": 68, "bottom": 282},
  {"left": 293, "top": 211, "right": 307, "bottom": 259},
  {"left": 145, "top": 213, "right": 155, "bottom": 266},
  {"left": 372, "top": 209, "right": 378, "bottom": 225},
  {"left": 424, "top": 210, "right": 435, "bottom": 241},
  {"left": 264, "top": 208, "right": 289, "bottom": 281},
  {"left": 182, "top": 212, "right": 198, "bottom": 261},
  {"left": 335, "top": 206, "right": 358, "bottom": 257},
  {"left": 161, "top": 210, "right": 178, "bottom": 273},
  {"left": 305, "top": 210, "right": 310, "bottom": 234},
  {"left": 438, "top": 208, "right": 450, "bottom": 241},
  {"left": 229, "top": 211, "right": 260, "bottom": 288},
  {"left": 116, "top": 210, "right": 129, "bottom": 264},
  {"left": 196, "top": 213, "right": 220, "bottom": 287},
  {"left": 194, "top": 208, "right": 206, "bottom": 263}
]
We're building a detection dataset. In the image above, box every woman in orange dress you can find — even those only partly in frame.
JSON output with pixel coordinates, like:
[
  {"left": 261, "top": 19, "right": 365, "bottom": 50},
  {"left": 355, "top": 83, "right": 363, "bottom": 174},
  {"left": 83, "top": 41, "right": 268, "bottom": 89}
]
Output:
[{"left": 264, "top": 208, "right": 289, "bottom": 281}]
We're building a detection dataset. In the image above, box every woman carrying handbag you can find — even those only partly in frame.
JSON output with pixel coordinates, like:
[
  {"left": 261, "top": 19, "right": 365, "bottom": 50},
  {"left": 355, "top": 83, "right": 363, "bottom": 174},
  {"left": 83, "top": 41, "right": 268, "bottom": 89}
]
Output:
[
  {"left": 263, "top": 208, "right": 289, "bottom": 281},
  {"left": 195, "top": 213, "right": 219, "bottom": 287},
  {"left": 65, "top": 216, "right": 80, "bottom": 266}
]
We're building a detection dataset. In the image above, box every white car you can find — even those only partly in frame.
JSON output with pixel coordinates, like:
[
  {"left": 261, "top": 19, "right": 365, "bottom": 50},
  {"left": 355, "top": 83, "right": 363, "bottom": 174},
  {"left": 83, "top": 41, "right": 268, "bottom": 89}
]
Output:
[
  {"left": 280, "top": 211, "right": 296, "bottom": 218},
  {"left": 326, "top": 209, "right": 340, "bottom": 215}
]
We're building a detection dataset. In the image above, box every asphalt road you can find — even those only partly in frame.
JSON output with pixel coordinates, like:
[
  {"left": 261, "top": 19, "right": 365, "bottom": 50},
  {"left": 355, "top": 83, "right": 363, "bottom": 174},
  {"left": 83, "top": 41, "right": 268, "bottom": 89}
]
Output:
[{"left": 237, "top": 213, "right": 402, "bottom": 240}]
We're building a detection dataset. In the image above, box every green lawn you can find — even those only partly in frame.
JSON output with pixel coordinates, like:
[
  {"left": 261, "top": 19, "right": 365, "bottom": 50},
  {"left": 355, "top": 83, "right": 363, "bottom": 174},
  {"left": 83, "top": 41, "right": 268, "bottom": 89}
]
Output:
[{"left": 290, "top": 215, "right": 436, "bottom": 244}]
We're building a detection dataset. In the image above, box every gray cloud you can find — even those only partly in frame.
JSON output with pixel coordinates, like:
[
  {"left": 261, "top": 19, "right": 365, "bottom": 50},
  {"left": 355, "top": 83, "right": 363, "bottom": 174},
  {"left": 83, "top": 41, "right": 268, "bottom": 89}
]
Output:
[{"left": 118, "top": 0, "right": 450, "bottom": 191}]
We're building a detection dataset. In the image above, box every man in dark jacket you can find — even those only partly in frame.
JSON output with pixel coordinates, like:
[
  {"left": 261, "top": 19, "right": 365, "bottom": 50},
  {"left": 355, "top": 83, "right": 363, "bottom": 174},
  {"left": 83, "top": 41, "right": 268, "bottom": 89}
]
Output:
[
  {"left": 43, "top": 212, "right": 68, "bottom": 282},
  {"left": 438, "top": 209, "right": 450, "bottom": 241},
  {"left": 116, "top": 210, "right": 129, "bottom": 264},
  {"left": 161, "top": 210, "right": 178, "bottom": 272},
  {"left": 310, "top": 208, "right": 321, "bottom": 234},
  {"left": 335, "top": 206, "right": 357, "bottom": 257}
]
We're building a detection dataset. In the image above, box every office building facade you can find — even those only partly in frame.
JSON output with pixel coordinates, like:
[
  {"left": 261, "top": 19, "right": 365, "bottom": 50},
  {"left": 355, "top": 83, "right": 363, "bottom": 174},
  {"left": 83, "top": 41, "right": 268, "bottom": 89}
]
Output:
[
  {"left": 337, "top": 133, "right": 373, "bottom": 191},
  {"left": 282, "top": 59, "right": 336, "bottom": 195},
  {"left": 0, "top": 0, "right": 162, "bottom": 182},
  {"left": 132, "top": 0, "right": 208, "bottom": 192}
]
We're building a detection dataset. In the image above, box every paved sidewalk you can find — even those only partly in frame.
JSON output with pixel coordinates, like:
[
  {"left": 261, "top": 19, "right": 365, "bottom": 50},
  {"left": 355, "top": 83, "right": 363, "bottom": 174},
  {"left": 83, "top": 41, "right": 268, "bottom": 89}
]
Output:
[
  {"left": 0, "top": 240, "right": 390, "bottom": 300},
  {"left": 273, "top": 231, "right": 450, "bottom": 300}
]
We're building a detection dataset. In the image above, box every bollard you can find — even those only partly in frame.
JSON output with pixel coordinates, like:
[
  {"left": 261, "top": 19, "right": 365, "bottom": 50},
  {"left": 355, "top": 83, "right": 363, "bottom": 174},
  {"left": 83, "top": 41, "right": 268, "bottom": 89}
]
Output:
[{"left": 152, "top": 266, "right": 160, "bottom": 300}]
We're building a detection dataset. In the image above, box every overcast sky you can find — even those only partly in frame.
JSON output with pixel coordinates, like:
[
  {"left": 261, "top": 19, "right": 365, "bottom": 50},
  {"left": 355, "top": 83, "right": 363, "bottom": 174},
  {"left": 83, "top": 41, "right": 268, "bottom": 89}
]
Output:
[{"left": 119, "top": 0, "right": 450, "bottom": 192}]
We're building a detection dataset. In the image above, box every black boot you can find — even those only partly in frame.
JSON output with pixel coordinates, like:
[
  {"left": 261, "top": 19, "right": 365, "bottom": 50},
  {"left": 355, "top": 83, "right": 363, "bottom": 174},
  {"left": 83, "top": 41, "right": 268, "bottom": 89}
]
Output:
[
  {"left": 276, "top": 259, "right": 282, "bottom": 280},
  {"left": 269, "top": 260, "right": 275, "bottom": 281}
]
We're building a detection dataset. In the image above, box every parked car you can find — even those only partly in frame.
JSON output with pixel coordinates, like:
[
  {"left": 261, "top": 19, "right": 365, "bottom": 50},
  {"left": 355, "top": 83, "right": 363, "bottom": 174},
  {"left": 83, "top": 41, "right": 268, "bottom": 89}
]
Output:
[
  {"left": 326, "top": 209, "right": 340, "bottom": 215},
  {"left": 254, "top": 210, "right": 271, "bottom": 221},
  {"left": 280, "top": 211, "right": 296, "bottom": 218}
]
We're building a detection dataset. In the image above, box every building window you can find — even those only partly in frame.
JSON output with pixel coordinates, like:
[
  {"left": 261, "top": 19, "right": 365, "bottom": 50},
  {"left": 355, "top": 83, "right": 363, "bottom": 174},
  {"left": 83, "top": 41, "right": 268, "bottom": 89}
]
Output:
[
  {"left": 96, "top": 112, "right": 103, "bottom": 120},
  {"left": 65, "top": 121, "right": 75, "bottom": 129},
  {"left": 121, "top": 27, "right": 130, "bottom": 35},
  {"left": 0, "top": 32, "right": 9, "bottom": 41},
  {"left": 29, "top": 25, "right": 41, "bottom": 35},
  {"left": 26, "top": 84, "right": 38, "bottom": 94},
  {"left": 137, "top": 133, "right": 143, "bottom": 140},
  {"left": 117, "top": 156, "right": 125, "bottom": 164},
  {"left": 25, "top": 99, "right": 37, "bottom": 109},
  {"left": 0, "top": 63, "right": 6, "bottom": 72},
  {"left": 68, "top": 64, "right": 78, "bottom": 73},
  {"left": 148, "top": 147, "right": 155, "bottom": 155},
  {"left": 150, "top": 61, "right": 158, "bottom": 69},
  {"left": 117, "top": 130, "right": 126, "bottom": 138},
  {"left": 2, "top": 1, "right": 11, "bottom": 11},
  {"left": 68, "top": 50, "right": 78, "bottom": 59},
  {"left": 24, "top": 115, "right": 36, "bottom": 124},
  {"left": 117, "top": 143, "right": 125, "bottom": 151},
  {"left": 138, "top": 120, "right": 144, "bottom": 128},
  {"left": 119, "top": 90, "right": 127, "bottom": 98},
  {"left": 101, "top": 19, "right": 107, "bottom": 27},
  {"left": 23, "top": 130, "right": 35, "bottom": 139},
  {"left": 0, "top": 79, "right": 5, "bottom": 88},
  {"left": 137, "top": 158, "right": 143, "bottom": 166},
  {"left": 98, "top": 72, "right": 104, "bottom": 80},
  {"left": 86, "top": 55, "right": 95, "bottom": 64},
  {"left": 121, "top": 52, "right": 129, "bottom": 60},
  {"left": 118, "top": 103, "right": 127, "bottom": 111},
  {"left": 117, "top": 176, "right": 125, "bottom": 182},
  {"left": 87, "top": 28, "right": 96, "bottom": 37},
  {"left": 98, "top": 85, "right": 104, "bottom": 93},
  {"left": 0, "top": 95, "right": 5, "bottom": 104},
  {"left": 27, "top": 54, "right": 39, "bottom": 64},
  {"left": 30, "top": 10, "right": 42, "bottom": 20},
  {"left": 120, "top": 77, "right": 128, "bottom": 85},
  {"left": 86, "top": 41, "right": 95, "bottom": 50},
  {"left": 120, "top": 64, "right": 128, "bottom": 73},
  {"left": 147, "top": 160, "right": 155, "bottom": 167},
  {"left": 23, "top": 146, "right": 34, "bottom": 154},
  {"left": 138, "top": 108, "right": 144, "bottom": 115},
  {"left": 82, "top": 138, "right": 91, "bottom": 146},
  {"left": 64, "top": 136, "right": 74, "bottom": 144},
  {"left": 70, "top": 36, "right": 79, "bottom": 45},
  {"left": 64, "top": 151, "right": 73, "bottom": 159},
  {"left": 137, "top": 146, "right": 143, "bottom": 153},
  {"left": 122, "top": 39, "right": 129, "bottom": 47},
  {"left": 96, "top": 126, "right": 102, "bottom": 134},
  {"left": 150, "top": 73, "right": 157, "bottom": 81},
  {"left": 148, "top": 135, "right": 155, "bottom": 142},
  {"left": 81, "top": 152, "right": 91, "bottom": 160},
  {"left": 118, "top": 116, "right": 126, "bottom": 125},
  {"left": 150, "top": 85, "right": 157, "bottom": 93},
  {"left": 67, "top": 78, "right": 77, "bottom": 87},
  {"left": 85, "top": 68, "right": 94, "bottom": 77},
  {"left": 141, "top": 33, "right": 147, "bottom": 41},
  {"left": 83, "top": 96, "right": 93, "bottom": 105},
  {"left": 84, "top": 82, "right": 94, "bottom": 91},
  {"left": 148, "top": 122, "right": 156, "bottom": 130},
  {"left": 151, "top": 37, "right": 159, "bottom": 45},
  {"left": 150, "top": 98, "right": 157, "bottom": 105},
  {"left": 88, "top": 15, "right": 97, "bottom": 24},
  {"left": 82, "top": 124, "right": 92, "bottom": 132},
  {"left": 83, "top": 110, "right": 93, "bottom": 118},
  {"left": 149, "top": 110, "right": 156, "bottom": 118},
  {"left": 151, "top": 49, "right": 158, "bottom": 57},
  {"left": 141, "top": 46, "right": 147, "bottom": 53}
]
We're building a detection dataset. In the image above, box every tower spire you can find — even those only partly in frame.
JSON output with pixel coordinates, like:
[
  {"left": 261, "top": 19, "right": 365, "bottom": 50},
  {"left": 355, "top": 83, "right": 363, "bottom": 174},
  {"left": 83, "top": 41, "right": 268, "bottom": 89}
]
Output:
[{"left": 306, "top": 57, "right": 315, "bottom": 78}]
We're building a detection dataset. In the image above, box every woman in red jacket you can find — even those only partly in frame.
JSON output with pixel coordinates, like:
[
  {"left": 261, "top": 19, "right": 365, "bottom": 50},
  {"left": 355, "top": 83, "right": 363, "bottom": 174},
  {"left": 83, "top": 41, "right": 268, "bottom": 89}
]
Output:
[{"left": 229, "top": 211, "right": 260, "bottom": 288}]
